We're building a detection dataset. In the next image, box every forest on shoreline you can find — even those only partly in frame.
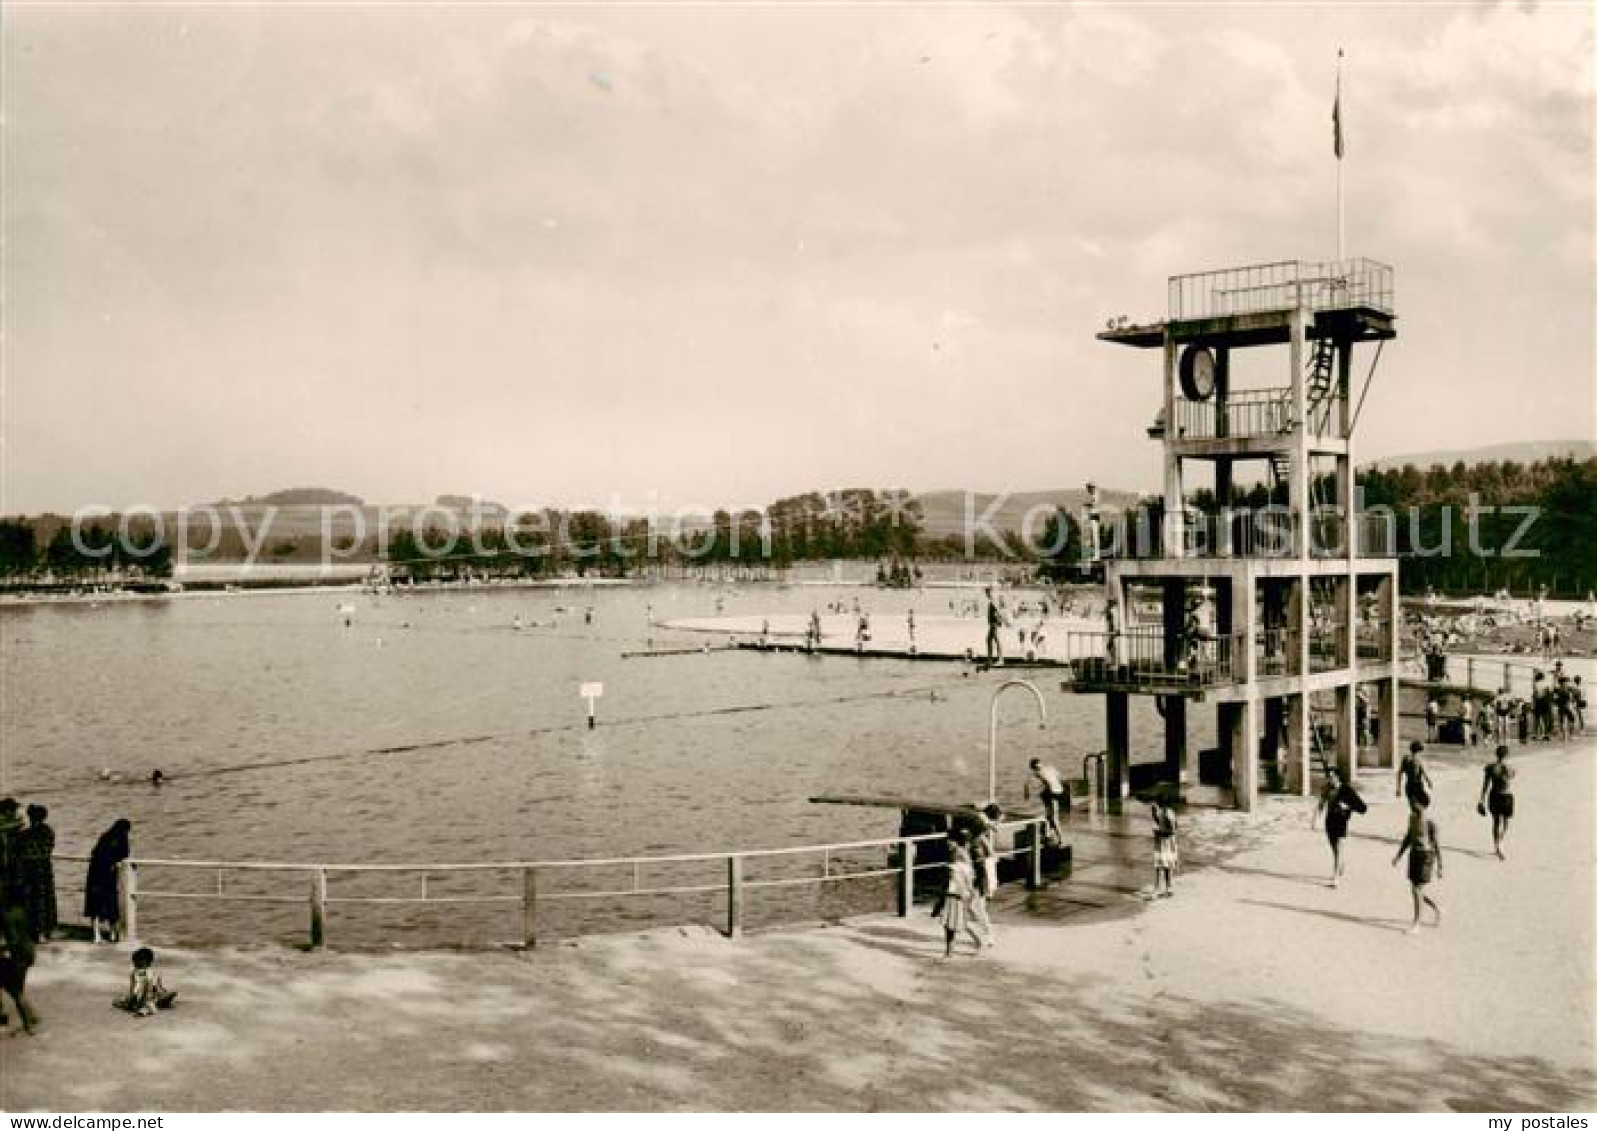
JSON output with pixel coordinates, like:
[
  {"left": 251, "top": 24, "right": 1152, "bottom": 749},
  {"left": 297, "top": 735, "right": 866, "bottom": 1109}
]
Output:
[{"left": 1, "top": 458, "right": 1591, "bottom": 596}]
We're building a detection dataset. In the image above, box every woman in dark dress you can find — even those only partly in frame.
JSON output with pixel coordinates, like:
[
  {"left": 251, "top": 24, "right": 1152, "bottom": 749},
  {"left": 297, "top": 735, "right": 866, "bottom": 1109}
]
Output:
[
  {"left": 1314, "top": 769, "right": 1367, "bottom": 888},
  {"left": 1392, "top": 801, "right": 1442, "bottom": 934},
  {"left": 84, "top": 819, "right": 131, "bottom": 944},
  {"left": 17, "top": 805, "right": 56, "bottom": 942}
]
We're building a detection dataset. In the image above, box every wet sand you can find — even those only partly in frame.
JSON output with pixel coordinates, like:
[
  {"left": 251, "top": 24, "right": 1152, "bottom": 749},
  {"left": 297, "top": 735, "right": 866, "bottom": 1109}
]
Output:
[{"left": 3, "top": 736, "right": 1590, "bottom": 1111}]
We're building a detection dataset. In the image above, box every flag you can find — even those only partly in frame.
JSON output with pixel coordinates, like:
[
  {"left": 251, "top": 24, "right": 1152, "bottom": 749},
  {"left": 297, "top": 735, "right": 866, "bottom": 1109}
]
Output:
[{"left": 1333, "top": 50, "right": 1344, "bottom": 159}]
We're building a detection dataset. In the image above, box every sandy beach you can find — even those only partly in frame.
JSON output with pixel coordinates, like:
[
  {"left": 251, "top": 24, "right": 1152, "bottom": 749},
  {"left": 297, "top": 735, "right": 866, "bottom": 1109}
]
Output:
[{"left": 3, "top": 734, "right": 1591, "bottom": 1112}]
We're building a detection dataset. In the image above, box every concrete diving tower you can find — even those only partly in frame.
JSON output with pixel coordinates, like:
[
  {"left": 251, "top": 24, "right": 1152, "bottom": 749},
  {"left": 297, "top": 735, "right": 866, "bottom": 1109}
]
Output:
[{"left": 1079, "top": 258, "right": 1401, "bottom": 812}]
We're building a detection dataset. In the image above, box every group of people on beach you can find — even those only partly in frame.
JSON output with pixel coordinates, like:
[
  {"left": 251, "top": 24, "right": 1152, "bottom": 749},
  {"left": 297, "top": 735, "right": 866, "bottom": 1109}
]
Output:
[
  {"left": 1519, "top": 666, "right": 1585, "bottom": 741},
  {"left": 1421, "top": 669, "right": 1584, "bottom": 751},
  {"left": 983, "top": 587, "right": 1053, "bottom": 664},
  {"left": 1312, "top": 736, "right": 1521, "bottom": 934},
  {"left": 0, "top": 807, "right": 178, "bottom": 1035}
]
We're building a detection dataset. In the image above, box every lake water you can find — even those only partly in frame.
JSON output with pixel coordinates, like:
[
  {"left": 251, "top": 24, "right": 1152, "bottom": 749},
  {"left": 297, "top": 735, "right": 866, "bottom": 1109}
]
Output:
[{"left": 1, "top": 582, "right": 1194, "bottom": 946}]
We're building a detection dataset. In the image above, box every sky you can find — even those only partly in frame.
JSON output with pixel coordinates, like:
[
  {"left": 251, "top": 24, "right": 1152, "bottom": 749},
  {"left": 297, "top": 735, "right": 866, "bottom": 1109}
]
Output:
[{"left": 3, "top": 1, "right": 1593, "bottom": 516}]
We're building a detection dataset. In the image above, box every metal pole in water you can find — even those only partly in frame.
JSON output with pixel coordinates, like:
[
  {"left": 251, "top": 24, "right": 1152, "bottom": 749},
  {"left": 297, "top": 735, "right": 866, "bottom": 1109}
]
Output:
[
  {"left": 726, "top": 855, "right": 744, "bottom": 939},
  {"left": 522, "top": 867, "right": 538, "bottom": 949},
  {"left": 580, "top": 681, "right": 604, "bottom": 729},
  {"left": 116, "top": 860, "right": 138, "bottom": 944},
  {"left": 309, "top": 868, "right": 327, "bottom": 950}
]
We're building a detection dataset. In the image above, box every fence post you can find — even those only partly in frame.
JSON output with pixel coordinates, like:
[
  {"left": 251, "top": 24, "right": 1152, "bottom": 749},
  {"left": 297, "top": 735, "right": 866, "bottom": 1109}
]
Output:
[
  {"left": 726, "top": 855, "right": 743, "bottom": 939},
  {"left": 116, "top": 860, "right": 138, "bottom": 944},
  {"left": 522, "top": 866, "right": 538, "bottom": 949},
  {"left": 307, "top": 868, "right": 327, "bottom": 950},
  {"left": 1027, "top": 821, "right": 1044, "bottom": 891},
  {"left": 897, "top": 840, "right": 916, "bottom": 917}
]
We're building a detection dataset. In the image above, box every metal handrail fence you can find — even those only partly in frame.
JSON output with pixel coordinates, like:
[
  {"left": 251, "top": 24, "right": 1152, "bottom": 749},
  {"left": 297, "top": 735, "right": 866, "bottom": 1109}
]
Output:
[
  {"left": 1168, "top": 258, "right": 1394, "bottom": 321},
  {"left": 54, "top": 818, "right": 1049, "bottom": 950},
  {"left": 1061, "top": 628, "right": 1238, "bottom": 689}
]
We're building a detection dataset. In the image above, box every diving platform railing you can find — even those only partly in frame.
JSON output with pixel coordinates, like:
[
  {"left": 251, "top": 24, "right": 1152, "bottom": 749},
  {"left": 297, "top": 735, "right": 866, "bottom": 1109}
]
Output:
[
  {"left": 1168, "top": 258, "right": 1395, "bottom": 322},
  {"left": 1062, "top": 621, "right": 1394, "bottom": 692},
  {"left": 1062, "top": 628, "right": 1239, "bottom": 691},
  {"left": 1169, "top": 386, "right": 1345, "bottom": 441},
  {"left": 56, "top": 817, "right": 1049, "bottom": 950},
  {"left": 1100, "top": 510, "right": 1397, "bottom": 561}
]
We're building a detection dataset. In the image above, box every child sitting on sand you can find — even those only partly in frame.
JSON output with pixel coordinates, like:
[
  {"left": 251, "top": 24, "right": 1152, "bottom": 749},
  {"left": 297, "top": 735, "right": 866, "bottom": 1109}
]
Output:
[{"left": 114, "top": 947, "right": 177, "bottom": 1017}]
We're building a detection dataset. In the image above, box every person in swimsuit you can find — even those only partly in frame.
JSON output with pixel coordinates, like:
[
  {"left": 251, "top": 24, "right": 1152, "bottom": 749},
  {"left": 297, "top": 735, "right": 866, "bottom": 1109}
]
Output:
[
  {"left": 1396, "top": 741, "right": 1432, "bottom": 809},
  {"left": 1392, "top": 800, "right": 1443, "bottom": 934},
  {"left": 984, "top": 588, "right": 1004, "bottom": 664},
  {"left": 1478, "top": 744, "right": 1516, "bottom": 861},
  {"left": 1025, "top": 759, "right": 1068, "bottom": 844}
]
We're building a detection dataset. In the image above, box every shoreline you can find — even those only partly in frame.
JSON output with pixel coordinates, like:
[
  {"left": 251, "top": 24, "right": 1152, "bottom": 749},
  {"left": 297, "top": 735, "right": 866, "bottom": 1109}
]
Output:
[{"left": 0, "top": 575, "right": 643, "bottom": 607}]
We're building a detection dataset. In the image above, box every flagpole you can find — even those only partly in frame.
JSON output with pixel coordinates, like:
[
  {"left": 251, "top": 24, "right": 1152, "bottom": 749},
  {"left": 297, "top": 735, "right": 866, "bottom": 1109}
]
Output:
[
  {"left": 1337, "top": 148, "right": 1344, "bottom": 260},
  {"left": 1335, "top": 49, "right": 1345, "bottom": 261}
]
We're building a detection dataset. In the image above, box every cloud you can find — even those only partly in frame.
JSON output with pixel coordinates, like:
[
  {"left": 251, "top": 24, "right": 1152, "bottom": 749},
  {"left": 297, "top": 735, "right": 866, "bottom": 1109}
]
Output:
[{"left": 2, "top": 2, "right": 1591, "bottom": 512}]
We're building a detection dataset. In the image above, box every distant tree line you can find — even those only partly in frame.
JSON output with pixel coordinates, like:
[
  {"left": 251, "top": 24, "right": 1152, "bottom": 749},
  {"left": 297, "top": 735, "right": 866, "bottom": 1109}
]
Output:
[
  {"left": 1049, "top": 457, "right": 1595, "bottom": 597},
  {"left": 0, "top": 516, "right": 172, "bottom": 583},
  {"left": 384, "top": 490, "right": 929, "bottom": 579},
  {"left": 1357, "top": 456, "right": 1595, "bottom": 597},
  {"left": 14, "top": 463, "right": 1584, "bottom": 594}
]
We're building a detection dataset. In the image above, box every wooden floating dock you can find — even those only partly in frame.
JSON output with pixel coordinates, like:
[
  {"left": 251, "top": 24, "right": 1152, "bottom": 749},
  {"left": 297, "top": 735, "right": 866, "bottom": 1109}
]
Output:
[
  {"left": 733, "top": 640, "right": 1070, "bottom": 668},
  {"left": 620, "top": 645, "right": 741, "bottom": 659}
]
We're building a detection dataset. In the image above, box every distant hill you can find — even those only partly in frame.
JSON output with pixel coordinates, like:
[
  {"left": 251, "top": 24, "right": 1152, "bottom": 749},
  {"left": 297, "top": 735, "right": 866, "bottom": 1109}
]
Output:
[
  {"left": 913, "top": 487, "right": 1142, "bottom": 537},
  {"left": 1363, "top": 440, "right": 1593, "bottom": 471},
  {"left": 217, "top": 487, "right": 366, "bottom": 507},
  {"left": 436, "top": 495, "right": 508, "bottom": 513}
]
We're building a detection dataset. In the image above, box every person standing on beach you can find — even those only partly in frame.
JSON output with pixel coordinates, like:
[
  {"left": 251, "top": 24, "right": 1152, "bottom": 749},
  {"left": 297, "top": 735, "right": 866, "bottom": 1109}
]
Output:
[
  {"left": 967, "top": 805, "right": 1002, "bottom": 947},
  {"left": 1150, "top": 796, "right": 1178, "bottom": 898},
  {"left": 0, "top": 889, "right": 39, "bottom": 1034},
  {"left": 1314, "top": 768, "right": 1367, "bottom": 887},
  {"left": 85, "top": 819, "right": 131, "bottom": 944},
  {"left": 1478, "top": 745, "right": 1516, "bottom": 861},
  {"left": 17, "top": 805, "right": 56, "bottom": 943},
  {"left": 935, "top": 832, "right": 988, "bottom": 959},
  {"left": 1531, "top": 672, "right": 1552, "bottom": 741},
  {"left": 1424, "top": 697, "right": 1439, "bottom": 742},
  {"left": 1554, "top": 675, "right": 1573, "bottom": 741},
  {"left": 0, "top": 800, "right": 21, "bottom": 895},
  {"left": 1396, "top": 741, "right": 1432, "bottom": 809},
  {"left": 1025, "top": 758, "right": 1068, "bottom": 844},
  {"left": 984, "top": 588, "right": 1004, "bottom": 664},
  {"left": 1392, "top": 801, "right": 1443, "bottom": 933}
]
